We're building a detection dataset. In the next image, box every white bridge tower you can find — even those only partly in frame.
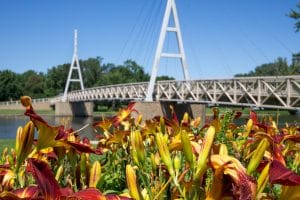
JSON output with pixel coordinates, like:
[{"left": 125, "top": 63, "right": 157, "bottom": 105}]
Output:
[
  {"left": 62, "top": 29, "right": 84, "bottom": 102},
  {"left": 145, "top": 0, "right": 190, "bottom": 101}
]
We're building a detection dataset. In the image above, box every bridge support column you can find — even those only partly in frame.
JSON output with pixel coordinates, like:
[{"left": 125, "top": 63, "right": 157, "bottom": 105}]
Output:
[
  {"left": 55, "top": 102, "right": 94, "bottom": 117},
  {"left": 133, "top": 101, "right": 205, "bottom": 125}
]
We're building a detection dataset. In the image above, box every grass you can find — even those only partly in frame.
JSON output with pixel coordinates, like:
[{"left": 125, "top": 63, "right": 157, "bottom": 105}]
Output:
[
  {"left": 0, "top": 139, "right": 15, "bottom": 154},
  {"left": 0, "top": 109, "right": 55, "bottom": 115},
  {"left": 206, "top": 106, "right": 290, "bottom": 116},
  {"left": 0, "top": 109, "right": 115, "bottom": 116}
]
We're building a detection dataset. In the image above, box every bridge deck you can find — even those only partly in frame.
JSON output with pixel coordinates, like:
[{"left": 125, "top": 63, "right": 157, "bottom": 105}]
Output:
[
  {"left": 1, "top": 76, "right": 300, "bottom": 110},
  {"left": 67, "top": 76, "right": 300, "bottom": 110}
]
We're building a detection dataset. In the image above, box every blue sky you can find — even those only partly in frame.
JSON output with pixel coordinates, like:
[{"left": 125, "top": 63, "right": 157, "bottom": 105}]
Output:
[{"left": 0, "top": 0, "right": 299, "bottom": 80}]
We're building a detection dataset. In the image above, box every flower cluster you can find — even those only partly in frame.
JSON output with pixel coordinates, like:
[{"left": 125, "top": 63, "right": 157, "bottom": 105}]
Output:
[{"left": 0, "top": 96, "right": 300, "bottom": 199}]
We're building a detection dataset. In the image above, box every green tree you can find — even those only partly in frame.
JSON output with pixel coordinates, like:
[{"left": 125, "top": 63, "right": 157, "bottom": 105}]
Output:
[
  {"left": 235, "top": 57, "right": 291, "bottom": 77},
  {"left": 20, "top": 70, "right": 45, "bottom": 98},
  {"left": 45, "top": 57, "right": 104, "bottom": 96},
  {"left": 0, "top": 70, "right": 22, "bottom": 101},
  {"left": 156, "top": 75, "right": 175, "bottom": 81},
  {"left": 0, "top": 57, "right": 153, "bottom": 99},
  {"left": 100, "top": 60, "right": 150, "bottom": 85},
  {"left": 123, "top": 60, "right": 149, "bottom": 82},
  {"left": 45, "top": 63, "right": 70, "bottom": 96},
  {"left": 80, "top": 57, "right": 102, "bottom": 88},
  {"left": 290, "top": 53, "right": 300, "bottom": 74},
  {"left": 289, "top": 2, "right": 300, "bottom": 32}
]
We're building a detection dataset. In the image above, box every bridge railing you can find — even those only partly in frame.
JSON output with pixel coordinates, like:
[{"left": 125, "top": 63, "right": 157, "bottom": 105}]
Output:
[
  {"left": 0, "top": 97, "right": 55, "bottom": 106},
  {"left": 67, "top": 82, "right": 149, "bottom": 101},
  {"left": 1, "top": 75, "right": 299, "bottom": 110},
  {"left": 66, "top": 75, "right": 300, "bottom": 110},
  {"left": 155, "top": 76, "right": 300, "bottom": 109}
]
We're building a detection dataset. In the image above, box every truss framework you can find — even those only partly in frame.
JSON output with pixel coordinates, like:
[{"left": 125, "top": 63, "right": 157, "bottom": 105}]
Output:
[{"left": 66, "top": 76, "right": 300, "bottom": 110}]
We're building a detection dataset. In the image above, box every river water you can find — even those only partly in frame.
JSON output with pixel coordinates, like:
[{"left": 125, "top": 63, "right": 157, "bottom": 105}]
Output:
[
  {"left": 0, "top": 115, "right": 104, "bottom": 139},
  {"left": 0, "top": 113, "right": 300, "bottom": 139}
]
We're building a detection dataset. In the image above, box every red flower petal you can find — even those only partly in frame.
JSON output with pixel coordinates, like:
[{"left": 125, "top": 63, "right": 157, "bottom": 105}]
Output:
[
  {"left": 60, "top": 187, "right": 74, "bottom": 197},
  {"left": 0, "top": 191, "right": 22, "bottom": 200},
  {"left": 66, "top": 141, "right": 101, "bottom": 154},
  {"left": 27, "top": 158, "right": 61, "bottom": 199},
  {"left": 69, "top": 188, "right": 105, "bottom": 200},
  {"left": 106, "top": 194, "right": 133, "bottom": 200},
  {"left": 269, "top": 159, "right": 300, "bottom": 186},
  {"left": 13, "top": 186, "right": 39, "bottom": 199},
  {"left": 250, "top": 110, "right": 258, "bottom": 124},
  {"left": 283, "top": 134, "right": 300, "bottom": 143}
]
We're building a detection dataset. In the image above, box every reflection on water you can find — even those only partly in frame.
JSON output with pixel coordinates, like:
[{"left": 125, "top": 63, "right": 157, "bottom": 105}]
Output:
[
  {"left": 0, "top": 115, "right": 105, "bottom": 139},
  {"left": 0, "top": 113, "right": 299, "bottom": 139}
]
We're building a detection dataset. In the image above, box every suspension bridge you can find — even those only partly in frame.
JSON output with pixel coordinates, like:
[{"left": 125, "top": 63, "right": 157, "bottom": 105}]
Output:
[{"left": 1, "top": 0, "right": 300, "bottom": 118}]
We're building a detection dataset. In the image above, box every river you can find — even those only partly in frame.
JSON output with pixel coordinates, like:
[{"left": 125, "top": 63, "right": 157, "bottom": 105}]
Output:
[
  {"left": 0, "top": 113, "right": 299, "bottom": 139},
  {"left": 0, "top": 115, "right": 104, "bottom": 139}
]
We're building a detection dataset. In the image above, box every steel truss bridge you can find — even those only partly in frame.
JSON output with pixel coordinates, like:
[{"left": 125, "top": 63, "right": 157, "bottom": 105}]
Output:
[{"left": 64, "top": 75, "right": 300, "bottom": 110}]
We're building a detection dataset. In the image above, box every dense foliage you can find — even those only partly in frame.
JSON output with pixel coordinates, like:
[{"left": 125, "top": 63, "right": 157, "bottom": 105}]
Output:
[
  {"left": 0, "top": 58, "right": 176, "bottom": 101},
  {"left": 289, "top": 2, "right": 300, "bottom": 32},
  {"left": 235, "top": 57, "right": 300, "bottom": 77},
  {"left": 0, "top": 58, "right": 149, "bottom": 101},
  {"left": 0, "top": 96, "right": 299, "bottom": 199}
]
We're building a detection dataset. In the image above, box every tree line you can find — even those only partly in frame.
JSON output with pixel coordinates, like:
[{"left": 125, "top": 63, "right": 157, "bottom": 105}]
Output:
[
  {"left": 234, "top": 55, "right": 300, "bottom": 77},
  {"left": 1, "top": 54, "right": 299, "bottom": 101},
  {"left": 0, "top": 58, "right": 175, "bottom": 101}
]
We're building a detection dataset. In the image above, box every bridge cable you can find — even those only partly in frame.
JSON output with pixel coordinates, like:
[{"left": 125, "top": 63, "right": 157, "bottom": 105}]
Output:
[
  {"left": 143, "top": 0, "right": 165, "bottom": 74},
  {"left": 176, "top": 0, "right": 204, "bottom": 79},
  {"left": 139, "top": 0, "right": 164, "bottom": 71},
  {"left": 117, "top": 0, "right": 149, "bottom": 64},
  {"left": 248, "top": 12, "right": 294, "bottom": 55},
  {"left": 128, "top": 0, "right": 159, "bottom": 61},
  {"left": 222, "top": 5, "right": 272, "bottom": 64}
]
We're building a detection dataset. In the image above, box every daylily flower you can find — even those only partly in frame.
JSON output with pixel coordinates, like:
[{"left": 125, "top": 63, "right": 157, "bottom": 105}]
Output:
[
  {"left": 93, "top": 117, "right": 113, "bottom": 138},
  {"left": 0, "top": 191, "right": 21, "bottom": 200},
  {"left": 247, "top": 138, "right": 270, "bottom": 175},
  {"left": 269, "top": 159, "right": 300, "bottom": 186},
  {"left": 112, "top": 102, "right": 137, "bottom": 127},
  {"left": 20, "top": 96, "right": 100, "bottom": 157},
  {"left": 180, "top": 130, "right": 194, "bottom": 168},
  {"left": 156, "top": 132, "right": 174, "bottom": 177},
  {"left": 130, "top": 130, "right": 145, "bottom": 166},
  {"left": 0, "top": 168, "right": 15, "bottom": 189},
  {"left": 13, "top": 185, "right": 39, "bottom": 199},
  {"left": 126, "top": 164, "right": 143, "bottom": 200},
  {"left": 208, "top": 155, "right": 257, "bottom": 200},
  {"left": 89, "top": 161, "right": 101, "bottom": 188},
  {"left": 27, "top": 158, "right": 61, "bottom": 200},
  {"left": 195, "top": 126, "right": 215, "bottom": 180},
  {"left": 15, "top": 121, "right": 35, "bottom": 171},
  {"left": 256, "top": 162, "right": 270, "bottom": 195}
]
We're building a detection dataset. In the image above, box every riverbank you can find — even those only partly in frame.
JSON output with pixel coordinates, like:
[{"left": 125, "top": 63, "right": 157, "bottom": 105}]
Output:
[
  {"left": 0, "top": 109, "right": 55, "bottom": 116},
  {"left": 0, "top": 106, "right": 292, "bottom": 117},
  {"left": 0, "top": 109, "right": 116, "bottom": 116}
]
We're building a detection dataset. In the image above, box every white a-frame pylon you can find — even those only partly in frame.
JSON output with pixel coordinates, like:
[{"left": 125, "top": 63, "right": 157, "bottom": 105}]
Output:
[
  {"left": 145, "top": 0, "right": 190, "bottom": 101},
  {"left": 62, "top": 29, "right": 84, "bottom": 102}
]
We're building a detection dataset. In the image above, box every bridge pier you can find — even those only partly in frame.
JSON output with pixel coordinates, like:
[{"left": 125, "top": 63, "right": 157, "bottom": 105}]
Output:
[
  {"left": 55, "top": 102, "right": 94, "bottom": 117},
  {"left": 133, "top": 101, "right": 206, "bottom": 124}
]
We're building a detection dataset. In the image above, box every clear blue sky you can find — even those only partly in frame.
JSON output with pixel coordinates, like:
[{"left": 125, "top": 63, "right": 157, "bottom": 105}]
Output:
[{"left": 0, "top": 0, "right": 299, "bottom": 80}]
